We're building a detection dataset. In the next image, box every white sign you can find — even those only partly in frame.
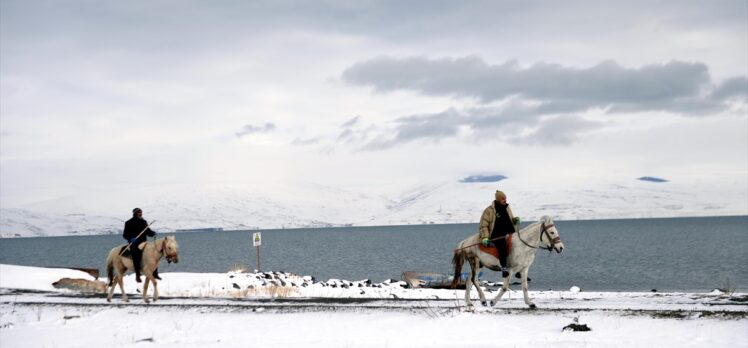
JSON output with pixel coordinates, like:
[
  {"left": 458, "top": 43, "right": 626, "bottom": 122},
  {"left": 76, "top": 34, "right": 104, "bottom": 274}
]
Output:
[{"left": 253, "top": 232, "right": 262, "bottom": 247}]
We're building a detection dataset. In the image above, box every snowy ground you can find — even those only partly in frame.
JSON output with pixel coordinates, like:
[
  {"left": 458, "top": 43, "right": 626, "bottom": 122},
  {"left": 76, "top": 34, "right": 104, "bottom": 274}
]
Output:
[{"left": 1, "top": 264, "right": 746, "bottom": 347}]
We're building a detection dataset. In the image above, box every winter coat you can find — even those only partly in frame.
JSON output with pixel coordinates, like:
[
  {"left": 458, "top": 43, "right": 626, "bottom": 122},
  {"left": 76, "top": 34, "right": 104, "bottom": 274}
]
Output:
[
  {"left": 122, "top": 217, "right": 156, "bottom": 244},
  {"left": 478, "top": 201, "right": 516, "bottom": 240}
]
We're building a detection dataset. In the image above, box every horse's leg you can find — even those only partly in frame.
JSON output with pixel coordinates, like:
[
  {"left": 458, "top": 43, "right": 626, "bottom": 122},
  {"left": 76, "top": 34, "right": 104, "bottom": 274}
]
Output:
[
  {"left": 143, "top": 277, "right": 151, "bottom": 303},
  {"left": 463, "top": 259, "right": 474, "bottom": 307},
  {"left": 106, "top": 264, "right": 115, "bottom": 302},
  {"left": 106, "top": 252, "right": 115, "bottom": 303},
  {"left": 471, "top": 257, "right": 488, "bottom": 306},
  {"left": 145, "top": 265, "right": 159, "bottom": 302},
  {"left": 117, "top": 263, "right": 128, "bottom": 302},
  {"left": 520, "top": 268, "right": 535, "bottom": 308},
  {"left": 117, "top": 275, "right": 128, "bottom": 302},
  {"left": 490, "top": 272, "right": 511, "bottom": 306},
  {"left": 117, "top": 259, "right": 130, "bottom": 302},
  {"left": 111, "top": 260, "right": 128, "bottom": 302},
  {"left": 153, "top": 278, "right": 159, "bottom": 302},
  {"left": 107, "top": 276, "right": 115, "bottom": 302}
]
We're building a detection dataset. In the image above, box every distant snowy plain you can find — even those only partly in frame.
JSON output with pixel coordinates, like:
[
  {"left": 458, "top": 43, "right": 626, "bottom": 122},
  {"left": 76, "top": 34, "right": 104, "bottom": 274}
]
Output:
[{"left": 1, "top": 176, "right": 746, "bottom": 237}]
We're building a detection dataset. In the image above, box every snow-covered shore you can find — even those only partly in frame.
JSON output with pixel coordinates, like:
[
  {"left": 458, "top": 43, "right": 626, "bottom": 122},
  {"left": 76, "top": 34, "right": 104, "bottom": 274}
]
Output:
[{"left": 1, "top": 264, "right": 746, "bottom": 347}]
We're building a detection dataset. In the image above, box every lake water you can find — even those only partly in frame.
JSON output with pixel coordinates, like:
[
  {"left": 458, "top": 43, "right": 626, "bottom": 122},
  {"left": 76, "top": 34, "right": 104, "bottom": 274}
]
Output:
[{"left": 1, "top": 216, "right": 746, "bottom": 292}]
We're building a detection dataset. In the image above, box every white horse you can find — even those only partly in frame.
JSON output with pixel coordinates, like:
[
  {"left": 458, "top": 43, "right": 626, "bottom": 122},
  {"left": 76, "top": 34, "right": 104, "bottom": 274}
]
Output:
[
  {"left": 105, "top": 235, "right": 179, "bottom": 303},
  {"left": 451, "top": 216, "right": 564, "bottom": 308}
]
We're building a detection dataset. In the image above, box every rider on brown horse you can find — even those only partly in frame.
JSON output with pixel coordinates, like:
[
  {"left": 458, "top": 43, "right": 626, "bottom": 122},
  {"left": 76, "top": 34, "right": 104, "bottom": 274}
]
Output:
[
  {"left": 479, "top": 190, "right": 520, "bottom": 278},
  {"left": 123, "top": 208, "right": 160, "bottom": 282}
]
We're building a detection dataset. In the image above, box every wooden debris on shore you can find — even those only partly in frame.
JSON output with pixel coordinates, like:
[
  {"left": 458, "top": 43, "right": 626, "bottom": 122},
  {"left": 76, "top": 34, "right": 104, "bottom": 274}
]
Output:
[
  {"left": 401, "top": 271, "right": 476, "bottom": 289},
  {"left": 52, "top": 278, "right": 107, "bottom": 293}
]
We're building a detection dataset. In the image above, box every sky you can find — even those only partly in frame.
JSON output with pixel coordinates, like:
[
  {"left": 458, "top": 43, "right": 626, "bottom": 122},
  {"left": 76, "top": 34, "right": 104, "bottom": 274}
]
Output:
[{"left": 1, "top": 0, "right": 746, "bottom": 208}]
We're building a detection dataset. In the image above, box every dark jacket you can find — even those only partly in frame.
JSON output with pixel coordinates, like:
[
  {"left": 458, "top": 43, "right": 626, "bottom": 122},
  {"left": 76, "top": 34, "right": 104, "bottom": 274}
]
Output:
[
  {"left": 479, "top": 201, "right": 516, "bottom": 239},
  {"left": 123, "top": 217, "right": 156, "bottom": 244},
  {"left": 491, "top": 201, "right": 516, "bottom": 237}
]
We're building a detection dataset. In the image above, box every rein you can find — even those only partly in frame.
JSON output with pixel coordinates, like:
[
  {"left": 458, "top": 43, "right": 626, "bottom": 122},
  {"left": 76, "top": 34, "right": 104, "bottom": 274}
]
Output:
[
  {"left": 516, "top": 222, "right": 558, "bottom": 251},
  {"left": 454, "top": 221, "right": 560, "bottom": 252},
  {"left": 454, "top": 234, "right": 512, "bottom": 251}
]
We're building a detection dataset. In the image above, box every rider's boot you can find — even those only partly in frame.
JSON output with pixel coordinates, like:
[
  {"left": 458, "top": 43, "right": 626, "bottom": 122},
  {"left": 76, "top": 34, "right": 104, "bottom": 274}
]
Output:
[
  {"left": 135, "top": 270, "right": 142, "bottom": 283},
  {"left": 153, "top": 268, "right": 162, "bottom": 280},
  {"left": 499, "top": 248, "right": 509, "bottom": 278}
]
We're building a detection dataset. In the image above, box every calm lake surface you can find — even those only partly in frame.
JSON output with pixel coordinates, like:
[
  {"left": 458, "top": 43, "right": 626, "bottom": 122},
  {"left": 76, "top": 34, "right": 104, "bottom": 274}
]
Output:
[{"left": 1, "top": 216, "right": 746, "bottom": 292}]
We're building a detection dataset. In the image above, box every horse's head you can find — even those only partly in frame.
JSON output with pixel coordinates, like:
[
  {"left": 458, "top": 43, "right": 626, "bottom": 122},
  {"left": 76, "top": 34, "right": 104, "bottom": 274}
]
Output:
[
  {"left": 540, "top": 216, "right": 564, "bottom": 253},
  {"left": 161, "top": 235, "right": 179, "bottom": 264}
]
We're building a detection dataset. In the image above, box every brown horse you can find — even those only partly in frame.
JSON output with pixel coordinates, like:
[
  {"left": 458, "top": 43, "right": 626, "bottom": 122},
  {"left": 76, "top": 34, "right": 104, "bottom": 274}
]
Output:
[
  {"left": 105, "top": 235, "right": 179, "bottom": 303},
  {"left": 451, "top": 216, "right": 564, "bottom": 308}
]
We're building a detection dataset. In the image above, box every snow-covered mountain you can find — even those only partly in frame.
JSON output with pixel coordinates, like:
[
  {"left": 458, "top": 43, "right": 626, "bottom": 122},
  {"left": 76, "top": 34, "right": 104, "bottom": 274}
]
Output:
[{"left": 1, "top": 177, "right": 746, "bottom": 237}]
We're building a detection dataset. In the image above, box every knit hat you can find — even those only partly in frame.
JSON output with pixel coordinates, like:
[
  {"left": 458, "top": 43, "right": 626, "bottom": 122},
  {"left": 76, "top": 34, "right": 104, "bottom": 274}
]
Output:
[
  {"left": 132, "top": 208, "right": 142, "bottom": 214},
  {"left": 495, "top": 190, "right": 506, "bottom": 201}
]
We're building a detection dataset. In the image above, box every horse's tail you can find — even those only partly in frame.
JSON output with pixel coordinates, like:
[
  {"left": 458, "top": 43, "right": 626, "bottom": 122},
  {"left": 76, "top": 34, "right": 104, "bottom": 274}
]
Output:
[
  {"left": 450, "top": 245, "right": 465, "bottom": 289},
  {"left": 106, "top": 250, "right": 114, "bottom": 287}
]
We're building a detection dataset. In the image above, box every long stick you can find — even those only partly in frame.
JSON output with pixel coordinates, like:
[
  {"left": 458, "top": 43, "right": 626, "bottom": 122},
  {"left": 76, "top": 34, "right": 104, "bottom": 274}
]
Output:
[{"left": 119, "top": 220, "right": 156, "bottom": 256}]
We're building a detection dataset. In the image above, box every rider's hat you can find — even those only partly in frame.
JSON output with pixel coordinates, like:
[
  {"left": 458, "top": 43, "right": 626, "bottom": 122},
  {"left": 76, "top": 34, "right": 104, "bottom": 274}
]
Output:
[
  {"left": 495, "top": 190, "right": 506, "bottom": 201},
  {"left": 132, "top": 207, "right": 143, "bottom": 214}
]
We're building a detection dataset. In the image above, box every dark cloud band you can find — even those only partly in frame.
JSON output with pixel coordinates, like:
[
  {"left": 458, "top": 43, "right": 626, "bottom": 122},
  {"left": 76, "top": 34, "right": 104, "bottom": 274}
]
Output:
[
  {"left": 236, "top": 123, "right": 276, "bottom": 138},
  {"left": 343, "top": 56, "right": 743, "bottom": 115},
  {"left": 338, "top": 56, "right": 745, "bottom": 149}
]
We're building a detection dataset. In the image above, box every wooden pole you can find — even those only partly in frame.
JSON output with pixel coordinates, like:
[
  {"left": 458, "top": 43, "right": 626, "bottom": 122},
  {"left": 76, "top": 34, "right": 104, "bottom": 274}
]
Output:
[
  {"left": 252, "top": 232, "right": 262, "bottom": 272},
  {"left": 256, "top": 245, "right": 261, "bottom": 272}
]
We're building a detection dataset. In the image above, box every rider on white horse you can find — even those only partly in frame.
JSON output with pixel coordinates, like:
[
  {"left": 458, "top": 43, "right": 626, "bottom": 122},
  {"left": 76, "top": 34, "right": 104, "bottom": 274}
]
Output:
[
  {"left": 479, "top": 190, "right": 520, "bottom": 278},
  {"left": 123, "top": 208, "right": 160, "bottom": 282}
]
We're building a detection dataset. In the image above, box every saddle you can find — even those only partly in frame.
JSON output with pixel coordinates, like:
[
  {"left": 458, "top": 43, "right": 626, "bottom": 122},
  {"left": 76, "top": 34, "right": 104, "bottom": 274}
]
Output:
[
  {"left": 478, "top": 234, "right": 513, "bottom": 259},
  {"left": 119, "top": 245, "right": 132, "bottom": 259},
  {"left": 119, "top": 241, "right": 147, "bottom": 259}
]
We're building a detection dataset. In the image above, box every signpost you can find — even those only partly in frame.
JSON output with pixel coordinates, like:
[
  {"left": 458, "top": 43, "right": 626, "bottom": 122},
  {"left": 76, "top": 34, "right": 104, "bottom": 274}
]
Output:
[{"left": 253, "top": 232, "right": 262, "bottom": 272}]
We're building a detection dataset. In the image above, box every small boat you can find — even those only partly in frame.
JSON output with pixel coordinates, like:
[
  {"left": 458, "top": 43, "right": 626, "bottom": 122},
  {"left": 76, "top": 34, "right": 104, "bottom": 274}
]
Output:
[{"left": 401, "top": 271, "right": 483, "bottom": 289}]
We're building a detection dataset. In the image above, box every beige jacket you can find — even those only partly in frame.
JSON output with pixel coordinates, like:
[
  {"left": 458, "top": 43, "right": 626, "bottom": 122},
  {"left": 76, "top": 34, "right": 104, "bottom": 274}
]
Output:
[{"left": 478, "top": 202, "right": 515, "bottom": 240}]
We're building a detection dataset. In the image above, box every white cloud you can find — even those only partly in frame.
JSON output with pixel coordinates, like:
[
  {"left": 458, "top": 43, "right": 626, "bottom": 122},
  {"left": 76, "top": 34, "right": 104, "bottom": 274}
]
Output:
[{"left": 0, "top": 0, "right": 745, "bottom": 211}]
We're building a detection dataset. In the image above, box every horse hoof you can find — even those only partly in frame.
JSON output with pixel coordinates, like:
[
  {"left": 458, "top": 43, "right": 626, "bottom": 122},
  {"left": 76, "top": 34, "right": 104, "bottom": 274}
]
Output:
[
  {"left": 488, "top": 301, "right": 494, "bottom": 307},
  {"left": 529, "top": 304, "right": 537, "bottom": 309},
  {"left": 481, "top": 301, "right": 488, "bottom": 307}
]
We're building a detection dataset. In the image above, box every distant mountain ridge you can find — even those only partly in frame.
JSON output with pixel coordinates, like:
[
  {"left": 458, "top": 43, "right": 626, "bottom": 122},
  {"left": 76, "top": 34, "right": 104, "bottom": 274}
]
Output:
[
  {"left": 637, "top": 176, "right": 669, "bottom": 183},
  {"left": 1, "top": 177, "right": 746, "bottom": 237},
  {"left": 459, "top": 174, "right": 508, "bottom": 183}
]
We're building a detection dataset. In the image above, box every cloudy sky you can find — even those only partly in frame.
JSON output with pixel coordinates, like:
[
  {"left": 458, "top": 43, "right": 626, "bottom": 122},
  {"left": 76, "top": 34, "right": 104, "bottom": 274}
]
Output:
[{"left": 1, "top": 0, "right": 746, "bottom": 207}]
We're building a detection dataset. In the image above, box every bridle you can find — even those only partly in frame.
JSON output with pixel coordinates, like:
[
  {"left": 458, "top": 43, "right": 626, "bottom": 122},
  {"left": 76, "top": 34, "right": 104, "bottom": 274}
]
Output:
[
  {"left": 517, "top": 221, "right": 560, "bottom": 251},
  {"left": 159, "top": 237, "right": 178, "bottom": 263}
]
